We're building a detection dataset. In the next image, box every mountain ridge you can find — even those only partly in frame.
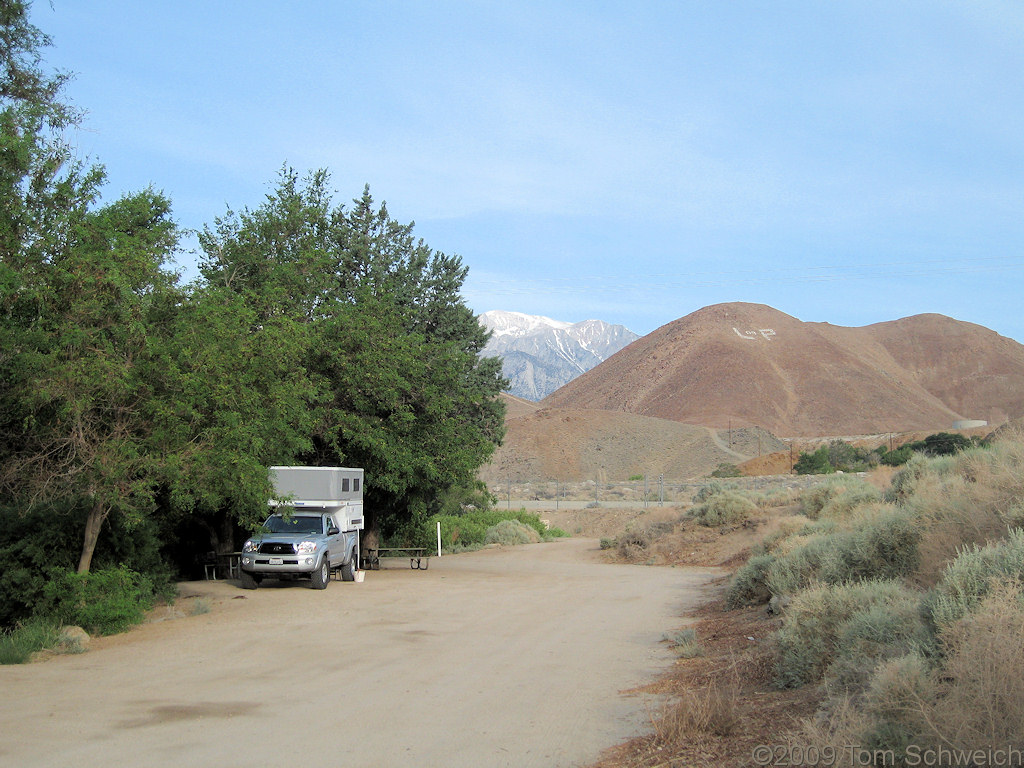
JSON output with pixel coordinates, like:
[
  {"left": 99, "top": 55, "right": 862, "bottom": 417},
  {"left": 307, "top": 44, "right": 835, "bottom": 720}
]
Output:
[{"left": 480, "top": 310, "right": 639, "bottom": 401}]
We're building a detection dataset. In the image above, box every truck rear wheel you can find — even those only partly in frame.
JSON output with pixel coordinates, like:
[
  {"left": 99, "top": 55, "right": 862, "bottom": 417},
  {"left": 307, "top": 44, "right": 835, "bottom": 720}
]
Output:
[
  {"left": 340, "top": 551, "right": 356, "bottom": 582},
  {"left": 311, "top": 556, "right": 330, "bottom": 589}
]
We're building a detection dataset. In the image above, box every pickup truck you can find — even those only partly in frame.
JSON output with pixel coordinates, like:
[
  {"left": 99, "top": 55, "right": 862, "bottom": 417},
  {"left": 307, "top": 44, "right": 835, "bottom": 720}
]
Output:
[
  {"left": 238, "top": 466, "right": 364, "bottom": 590},
  {"left": 239, "top": 510, "right": 357, "bottom": 589}
]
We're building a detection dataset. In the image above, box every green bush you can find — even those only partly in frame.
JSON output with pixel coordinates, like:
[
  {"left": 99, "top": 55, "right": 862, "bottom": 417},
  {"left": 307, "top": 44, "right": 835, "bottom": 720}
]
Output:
[
  {"left": 773, "top": 580, "right": 917, "bottom": 688},
  {"left": 926, "top": 528, "right": 1024, "bottom": 629},
  {"left": 0, "top": 501, "right": 175, "bottom": 629},
  {"left": 693, "top": 481, "right": 727, "bottom": 503},
  {"left": 861, "top": 653, "right": 935, "bottom": 761},
  {"left": 690, "top": 490, "right": 757, "bottom": 527},
  {"left": 484, "top": 519, "right": 540, "bottom": 546},
  {"left": 427, "top": 508, "right": 555, "bottom": 552},
  {"left": 817, "top": 484, "right": 883, "bottom": 520},
  {"left": 710, "top": 463, "right": 741, "bottom": 478},
  {"left": 39, "top": 566, "right": 156, "bottom": 636}
]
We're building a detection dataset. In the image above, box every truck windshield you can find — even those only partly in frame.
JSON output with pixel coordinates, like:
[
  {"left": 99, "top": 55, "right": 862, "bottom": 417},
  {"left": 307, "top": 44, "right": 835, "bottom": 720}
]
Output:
[{"left": 264, "top": 515, "right": 323, "bottom": 534}]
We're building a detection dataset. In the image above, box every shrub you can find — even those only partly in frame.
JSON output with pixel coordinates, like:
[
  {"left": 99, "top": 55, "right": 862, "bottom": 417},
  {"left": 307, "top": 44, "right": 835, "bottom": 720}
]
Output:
[
  {"left": 693, "top": 481, "right": 725, "bottom": 503},
  {"left": 428, "top": 509, "right": 552, "bottom": 551},
  {"left": 650, "top": 683, "right": 739, "bottom": 743},
  {"left": 861, "top": 585, "right": 1024, "bottom": 758},
  {"left": 826, "top": 600, "right": 933, "bottom": 694},
  {"left": 617, "top": 530, "right": 651, "bottom": 559},
  {"left": 689, "top": 490, "right": 757, "bottom": 527},
  {"left": 484, "top": 519, "right": 541, "bottom": 546},
  {"left": 860, "top": 653, "right": 935, "bottom": 761},
  {"left": 926, "top": 527, "right": 1024, "bottom": 629},
  {"left": 799, "top": 476, "right": 878, "bottom": 520},
  {"left": 725, "top": 554, "right": 775, "bottom": 608},
  {"left": 817, "top": 483, "right": 882, "bottom": 520},
  {"left": 710, "top": 463, "right": 741, "bottom": 478},
  {"left": 664, "top": 627, "right": 704, "bottom": 658},
  {"left": 765, "top": 507, "right": 919, "bottom": 596},
  {"left": 924, "top": 584, "right": 1024, "bottom": 750},
  {"left": 39, "top": 567, "right": 155, "bottom": 636},
  {"left": 773, "top": 580, "right": 917, "bottom": 688}
]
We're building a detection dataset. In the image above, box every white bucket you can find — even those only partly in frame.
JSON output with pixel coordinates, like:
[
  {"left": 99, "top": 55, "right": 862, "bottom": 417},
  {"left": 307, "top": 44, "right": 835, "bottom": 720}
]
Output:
[{"left": 354, "top": 570, "right": 365, "bottom": 583}]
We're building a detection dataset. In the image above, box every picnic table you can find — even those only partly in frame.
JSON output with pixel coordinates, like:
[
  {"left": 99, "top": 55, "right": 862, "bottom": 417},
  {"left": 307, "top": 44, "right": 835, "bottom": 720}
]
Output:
[{"left": 363, "top": 547, "right": 430, "bottom": 570}]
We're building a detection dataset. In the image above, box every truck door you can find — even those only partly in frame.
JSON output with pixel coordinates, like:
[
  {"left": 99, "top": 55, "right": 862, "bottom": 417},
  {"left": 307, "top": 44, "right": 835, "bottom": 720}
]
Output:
[{"left": 326, "top": 513, "right": 343, "bottom": 567}]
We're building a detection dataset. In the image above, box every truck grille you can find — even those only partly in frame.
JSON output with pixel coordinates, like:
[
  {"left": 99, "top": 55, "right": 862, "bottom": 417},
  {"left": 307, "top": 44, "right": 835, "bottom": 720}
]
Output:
[{"left": 259, "top": 542, "right": 297, "bottom": 555}]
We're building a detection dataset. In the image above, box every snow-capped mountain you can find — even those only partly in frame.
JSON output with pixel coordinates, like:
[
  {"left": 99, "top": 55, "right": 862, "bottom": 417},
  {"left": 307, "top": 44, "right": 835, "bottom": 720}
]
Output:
[{"left": 479, "top": 310, "right": 639, "bottom": 401}]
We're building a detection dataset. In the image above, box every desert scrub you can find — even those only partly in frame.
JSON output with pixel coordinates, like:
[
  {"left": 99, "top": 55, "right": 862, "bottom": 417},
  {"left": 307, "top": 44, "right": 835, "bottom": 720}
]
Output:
[
  {"left": 765, "top": 506, "right": 920, "bottom": 596},
  {"left": 484, "top": 519, "right": 541, "bottom": 546},
  {"left": 825, "top": 599, "right": 933, "bottom": 694},
  {"left": 617, "top": 529, "right": 651, "bottom": 559},
  {"left": 858, "top": 584, "right": 1024, "bottom": 760},
  {"left": 772, "top": 579, "right": 919, "bottom": 688},
  {"left": 799, "top": 475, "right": 879, "bottom": 520},
  {"left": 689, "top": 490, "right": 757, "bottom": 527},
  {"left": 725, "top": 553, "right": 774, "bottom": 608},
  {"left": 925, "top": 527, "right": 1024, "bottom": 629}
]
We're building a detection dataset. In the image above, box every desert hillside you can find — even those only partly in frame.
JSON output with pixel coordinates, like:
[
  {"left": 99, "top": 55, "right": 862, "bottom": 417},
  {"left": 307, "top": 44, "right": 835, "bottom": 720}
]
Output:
[
  {"left": 479, "top": 406, "right": 785, "bottom": 483},
  {"left": 541, "top": 303, "right": 1024, "bottom": 436}
]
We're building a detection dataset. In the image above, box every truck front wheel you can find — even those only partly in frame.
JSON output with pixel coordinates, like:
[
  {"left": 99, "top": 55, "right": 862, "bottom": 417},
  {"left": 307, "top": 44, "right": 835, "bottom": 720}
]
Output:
[
  {"left": 240, "top": 569, "right": 258, "bottom": 590},
  {"left": 311, "top": 556, "right": 330, "bottom": 589}
]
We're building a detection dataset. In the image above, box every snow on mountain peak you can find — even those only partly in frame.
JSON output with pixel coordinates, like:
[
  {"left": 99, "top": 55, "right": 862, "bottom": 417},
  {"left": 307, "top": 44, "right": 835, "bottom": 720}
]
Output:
[
  {"left": 479, "top": 310, "right": 573, "bottom": 337},
  {"left": 477, "top": 310, "right": 639, "bottom": 400}
]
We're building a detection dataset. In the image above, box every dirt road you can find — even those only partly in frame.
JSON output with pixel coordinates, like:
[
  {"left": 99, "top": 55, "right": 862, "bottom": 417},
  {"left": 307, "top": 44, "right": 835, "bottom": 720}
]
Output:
[{"left": 0, "top": 539, "right": 722, "bottom": 768}]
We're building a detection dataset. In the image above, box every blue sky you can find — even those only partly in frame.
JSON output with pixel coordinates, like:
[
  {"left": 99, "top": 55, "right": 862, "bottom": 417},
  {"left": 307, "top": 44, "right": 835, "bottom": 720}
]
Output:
[{"left": 35, "top": 1, "right": 1024, "bottom": 341}]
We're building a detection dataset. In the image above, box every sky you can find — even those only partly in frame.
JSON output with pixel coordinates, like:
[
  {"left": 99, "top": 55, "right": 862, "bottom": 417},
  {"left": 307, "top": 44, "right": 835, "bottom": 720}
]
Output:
[{"left": 33, "top": 1, "right": 1024, "bottom": 341}]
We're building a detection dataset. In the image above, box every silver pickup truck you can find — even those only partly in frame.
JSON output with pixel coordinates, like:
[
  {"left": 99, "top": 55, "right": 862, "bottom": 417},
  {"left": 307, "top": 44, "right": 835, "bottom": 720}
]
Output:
[
  {"left": 239, "top": 510, "right": 357, "bottom": 589},
  {"left": 238, "top": 466, "right": 364, "bottom": 590}
]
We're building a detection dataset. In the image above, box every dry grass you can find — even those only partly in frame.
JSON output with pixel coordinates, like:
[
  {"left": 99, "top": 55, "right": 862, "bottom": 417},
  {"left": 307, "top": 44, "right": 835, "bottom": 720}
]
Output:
[
  {"left": 924, "top": 583, "right": 1024, "bottom": 749},
  {"left": 647, "top": 682, "right": 740, "bottom": 745}
]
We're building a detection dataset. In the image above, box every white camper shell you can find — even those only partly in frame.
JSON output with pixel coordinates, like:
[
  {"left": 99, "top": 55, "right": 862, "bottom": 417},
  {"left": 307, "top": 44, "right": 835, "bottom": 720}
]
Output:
[{"left": 268, "top": 466, "right": 365, "bottom": 532}]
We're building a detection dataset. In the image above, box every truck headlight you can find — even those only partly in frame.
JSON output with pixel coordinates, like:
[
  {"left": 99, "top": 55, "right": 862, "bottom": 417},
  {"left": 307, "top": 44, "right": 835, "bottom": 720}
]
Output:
[
  {"left": 242, "top": 540, "right": 258, "bottom": 552},
  {"left": 297, "top": 540, "right": 317, "bottom": 554}
]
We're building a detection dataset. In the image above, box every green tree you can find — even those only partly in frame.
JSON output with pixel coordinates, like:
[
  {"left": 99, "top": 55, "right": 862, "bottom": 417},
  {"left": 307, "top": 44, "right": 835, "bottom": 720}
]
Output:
[
  {"left": 0, "top": 3, "right": 180, "bottom": 572},
  {"left": 198, "top": 169, "right": 506, "bottom": 540},
  {"left": 794, "top": 446, "right": 834, "bottom": 475}
]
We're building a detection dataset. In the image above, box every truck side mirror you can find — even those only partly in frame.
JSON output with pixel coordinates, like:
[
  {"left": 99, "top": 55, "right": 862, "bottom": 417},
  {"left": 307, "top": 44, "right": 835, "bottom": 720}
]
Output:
[{"left": 327, "top": 525, "right": 340, "bottom": 535}]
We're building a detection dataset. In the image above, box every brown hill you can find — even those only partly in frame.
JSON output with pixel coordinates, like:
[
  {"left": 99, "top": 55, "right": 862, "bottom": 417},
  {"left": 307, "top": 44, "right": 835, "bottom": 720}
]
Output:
[{"left": 541, "top": 303, "right": 1024, "bottom": 437}]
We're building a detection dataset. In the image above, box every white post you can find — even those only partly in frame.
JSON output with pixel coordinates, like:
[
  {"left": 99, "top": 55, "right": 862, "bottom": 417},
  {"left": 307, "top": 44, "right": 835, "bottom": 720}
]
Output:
[{"left": 436, "top": 520, "right": 442, "bottom": 557}]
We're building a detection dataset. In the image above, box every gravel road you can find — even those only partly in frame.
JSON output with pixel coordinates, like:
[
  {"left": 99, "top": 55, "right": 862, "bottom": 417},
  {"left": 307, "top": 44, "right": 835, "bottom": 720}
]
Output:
[{"left": 0, "top": 538, "right": 722, "bottom": 768}]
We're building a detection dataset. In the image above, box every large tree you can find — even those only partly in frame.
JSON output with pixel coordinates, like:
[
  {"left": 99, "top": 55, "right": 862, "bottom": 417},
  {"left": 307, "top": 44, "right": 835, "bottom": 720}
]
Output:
[
  {"left": 0, "top": 2, "right": 180, "bottom": 572},
  {"left": 198, "top": 169, "right": 506, "bottom": 541}
]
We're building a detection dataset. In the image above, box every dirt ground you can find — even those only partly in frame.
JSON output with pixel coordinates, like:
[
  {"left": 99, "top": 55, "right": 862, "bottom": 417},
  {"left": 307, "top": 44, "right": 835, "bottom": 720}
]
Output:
[{"left": 0, "top": 538, "right": 723, "bottom": 768}]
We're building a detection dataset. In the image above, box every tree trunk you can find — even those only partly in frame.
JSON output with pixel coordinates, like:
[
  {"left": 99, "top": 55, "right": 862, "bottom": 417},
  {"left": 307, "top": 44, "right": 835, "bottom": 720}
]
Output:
[{"left": 77, "top": 499, "right": 108, "bottom": 573}]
